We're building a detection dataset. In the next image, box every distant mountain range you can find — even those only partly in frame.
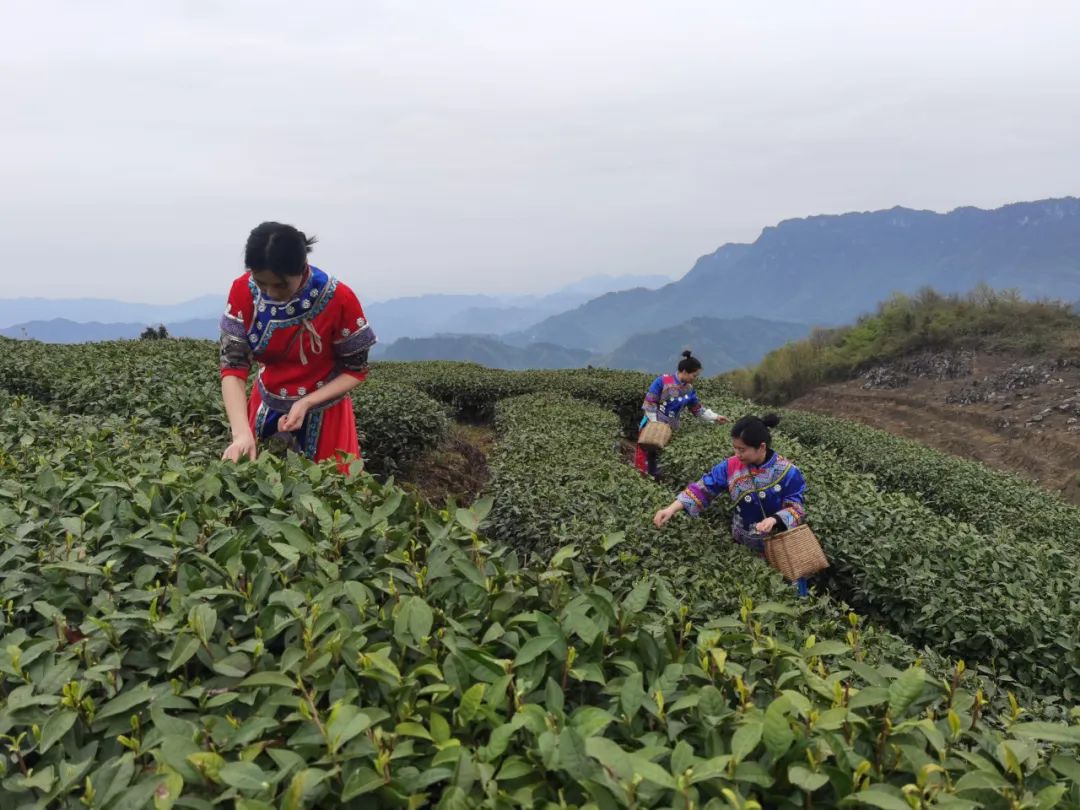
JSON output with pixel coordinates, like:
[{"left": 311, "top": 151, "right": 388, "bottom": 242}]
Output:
[
  {"left": 381, "top": 336, "right": 594, "bottom": 370},
  {"left": 0, "top": 296, "right": 222, "bottom": 332},
  {"left": 509, "top": 197, "right": 1080, "bottom": 352},
  {"left": 0, "top": 273, "right": 672, "bottom": 345},
  {"left": 341, "top": 274, "right": 673, "bottom": 345},
  {"left": 0, "top": 317, "right": 221, "bottom": 343},
  {"left": 598, "top": 316, "right": 810, "bottom": 372},
  {"left": 4, "top": 197, "right": 1079, "bottom": 373},
  {"left": 381, "top": 316, "right": 810, "bottom": 373}
]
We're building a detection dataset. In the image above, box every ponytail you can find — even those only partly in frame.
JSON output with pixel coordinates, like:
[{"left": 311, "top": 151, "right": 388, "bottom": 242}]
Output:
[
  {"left": 731, "top": 413, "right": 780, "bottom": 448},
  {"left": 677, "top": 350, "right": 702, "bottom": 374}
]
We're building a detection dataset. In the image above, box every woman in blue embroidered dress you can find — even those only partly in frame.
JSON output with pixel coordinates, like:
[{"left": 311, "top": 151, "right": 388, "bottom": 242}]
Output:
[
  {"left": 635, "top": 350, "right": 727, "bottom": 478},
  {"left": 652, "top": 413, "right": 809, "bottom": 588}
]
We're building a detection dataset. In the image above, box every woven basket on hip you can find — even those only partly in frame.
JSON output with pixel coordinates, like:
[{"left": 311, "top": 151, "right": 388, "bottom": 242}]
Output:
[
  {"left": 763, "top": 524, "right": 829, "bottom": 581},
  {"left": 637, "top": 421, "right": 672, "bottom": 451}
]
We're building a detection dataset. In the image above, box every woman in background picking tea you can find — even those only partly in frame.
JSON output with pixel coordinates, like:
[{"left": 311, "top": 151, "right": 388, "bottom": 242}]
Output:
[
  {"left": 653, "top": 413, "right": 811, "bottom": 594},
  {"left": 635, "top": 350, "right": 727, "bottom": 479}
]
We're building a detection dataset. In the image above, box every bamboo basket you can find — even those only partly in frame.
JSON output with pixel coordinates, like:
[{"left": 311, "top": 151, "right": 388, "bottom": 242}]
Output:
[
  {"left": 637, "top": 421, "right": 673, "bottom": 451},
  {"left": 763, "top": 524, "right": 829, "bottom": 581}
]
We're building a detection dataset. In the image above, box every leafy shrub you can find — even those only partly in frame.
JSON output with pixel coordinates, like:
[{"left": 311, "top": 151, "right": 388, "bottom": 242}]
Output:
[
  {"left": 777, "top": 407, "right": 1080, "bottom": 551},
  {"left": 371, "top": 362, "right": 534, "bottom": 423},
  {"left": 0, "top": 339, "right": 734, "bottom": 450},
  {"left": 0, "top": 340, "right": 449, "bottom": 477},
  {"left": 2, "top": 397, "right": 1079, "bottom": 807},
  {"left": 373, "top": 361, "right": 734, "bottom": 437},
  {"left": 486, "top": 392, "right": 920, "bottom": 663},
  {"left": 353, "top": 381, "right": 449, "bottom": 476},
  {"left": 0, "top": 338, "right": 227, "bottom": 430},
  {"left": 663, "top": 419, "right": 1080, "bottom": 703},
  {"left": 727, "top": 287, "right": 1080, "bottom": 403}
]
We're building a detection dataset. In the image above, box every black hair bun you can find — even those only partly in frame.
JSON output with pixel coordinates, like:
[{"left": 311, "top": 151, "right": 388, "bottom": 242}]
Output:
[
  {"left": 681, "top": 350, "right": 694, "bottom": 359},
  {"left": 761, "top": 413, "right": 781, "bottom": 428}
]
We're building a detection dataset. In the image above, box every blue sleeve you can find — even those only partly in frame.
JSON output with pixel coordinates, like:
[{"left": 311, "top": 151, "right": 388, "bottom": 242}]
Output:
[
  {"left": 775, "top": 466, "right": 807, "bottom": 528},
  {"left": 643, "top": 376, "right": 664, "bottom": 415},
  {"left": 677, "top": 461, "right": 730, "bottom": 517},
  {"left": 687, "top": 388, "right": 702, "bottom": 415}
]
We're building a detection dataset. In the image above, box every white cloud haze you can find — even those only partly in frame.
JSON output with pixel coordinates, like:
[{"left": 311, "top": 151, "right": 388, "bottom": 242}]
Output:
[{"left": 2, "top": 0, "right": 1078, "bottom": 303}]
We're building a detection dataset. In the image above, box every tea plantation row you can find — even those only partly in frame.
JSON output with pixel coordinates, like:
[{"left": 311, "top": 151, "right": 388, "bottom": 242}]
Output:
[
  {"left": 2, "top": 341, "right": 1080, "bottom": 807},
  {"left": 662, "top": 420, "right": 1080, "bottom": 706},
  {"left": 775, "top": 409, "right": 1080, "bottom": 551},
  {"left": 485, "top": 393, "right": 914, "bottom": 661},
  {"left": 0, "top": 339, "right": 448, "bottom": 476},
  {"left": 3, "top": 388, "right": 1080, "bottom": 806}
]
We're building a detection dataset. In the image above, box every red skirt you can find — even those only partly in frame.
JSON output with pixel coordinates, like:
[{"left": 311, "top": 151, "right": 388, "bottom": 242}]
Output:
[{"left": 248, "top": 387, "right": 360, "bottom": 472}]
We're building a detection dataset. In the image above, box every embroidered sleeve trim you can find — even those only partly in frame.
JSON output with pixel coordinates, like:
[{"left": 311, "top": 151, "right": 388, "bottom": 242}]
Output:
[
  {"left": 219, "top": 331, "right": 253, "bottom": 372},
  {"left": 334, "top": 323, "right": 377, "bottom": 354},
  {"left": 776, "top": 503, "right": 806, "bottom": 528},
  {"left": 678, "top": 484, "right": 710, "bottom": 517},
  {"left": 339, "top": 348, "right": 371, "bottom": 374},
  {"left": 220, "top": 312, "right": 247, "bottom": 340}
]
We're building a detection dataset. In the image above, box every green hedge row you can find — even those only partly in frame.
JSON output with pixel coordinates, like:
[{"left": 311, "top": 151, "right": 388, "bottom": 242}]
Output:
[
  {"left": 662, "top": 420, "right": 1080, "bottom": 706},
  {"left": 0, "top": 340, "right": 738, "bottom": 460},
  {"left": 485, "top": 391, "right": 921, "bottom": 665},
  {"left": 776, "top": 408, "right": 1080, "bottom": 550},
  {"left": 353, "top": 382, "right": 449, "bottom": 476},
  {"left": 372, "top": 361, "right": 737, "bottom": 435},
  {"left": 0, "top": 339, "right": 448, "bottom": 477},
  {"left": 5, "top": 395, "right": 1080, "bottom": 806}
]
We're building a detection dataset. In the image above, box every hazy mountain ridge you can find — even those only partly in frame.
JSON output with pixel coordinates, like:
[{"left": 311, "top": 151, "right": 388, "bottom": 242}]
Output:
[
  {"left": 379, "top": 315, "right": 809, "bottom": 372},
  {"left": 0, "top": 273, "right": 672, "bottom": 344},
  {"left": 511, "top": 197, "right": 1080, "bottom": 352}
]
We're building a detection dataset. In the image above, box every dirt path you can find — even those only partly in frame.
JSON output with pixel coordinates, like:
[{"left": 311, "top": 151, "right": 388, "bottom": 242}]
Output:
[
  {"left": 404, "top": 423, "right": 495, "bottom": 507},
  {"left": 789, "top": 353, "right": 1080, "bottom": 502}
]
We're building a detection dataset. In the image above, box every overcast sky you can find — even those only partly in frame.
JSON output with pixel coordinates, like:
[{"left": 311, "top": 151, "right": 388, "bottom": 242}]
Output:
[{"left": 2, "top": 1, "right": 1078, "bottom": 304}]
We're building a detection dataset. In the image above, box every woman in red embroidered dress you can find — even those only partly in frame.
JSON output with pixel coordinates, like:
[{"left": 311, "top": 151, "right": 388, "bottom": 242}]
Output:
[{"left": 219, "top": 222, "right": 377, "bottom": 469}]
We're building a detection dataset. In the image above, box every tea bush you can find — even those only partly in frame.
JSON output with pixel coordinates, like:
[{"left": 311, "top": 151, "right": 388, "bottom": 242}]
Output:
[
  {"left": 0, "top": 338, "right": 734, "bottom": 449},
  {"left": 3, "top": 396, "right": 1080, "bottom": 807},
  {"left": 0, "top": 339, "right": 448, "bottom": 477},
  {"left": 485, "top": 392, "right": 925, "bottom": 664},
  {"left": 663, "top": 421, "right": 1080, "bottom": 703},
  {"left": 776, "top": 408, "right": 1080, "bottom": 551},
  {"left": 353, "top": 382, "right": 449, "bottom": 476},
  {"left": 371, "top": 363, "right": 535, "bottom": 423},
  {"left": 0, "top": 339, "right": 217, "bottom": 429},
  {"left": 372, "top": 362, "right": 735, "bottom": 436}
]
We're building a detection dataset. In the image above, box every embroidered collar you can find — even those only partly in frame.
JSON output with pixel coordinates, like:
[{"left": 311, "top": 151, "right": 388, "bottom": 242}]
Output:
[
  {"left": 245, "top": 266, "right": 337, "bottom": 353},
  {"left": 729, "top": 451, "right": 791, "bottom": 500},
  {"left": 747, "top": 449, "right": 777, "bottom": 474},
  {"left": 264, "top": 267, "right": 312, "bottom": 305}
]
